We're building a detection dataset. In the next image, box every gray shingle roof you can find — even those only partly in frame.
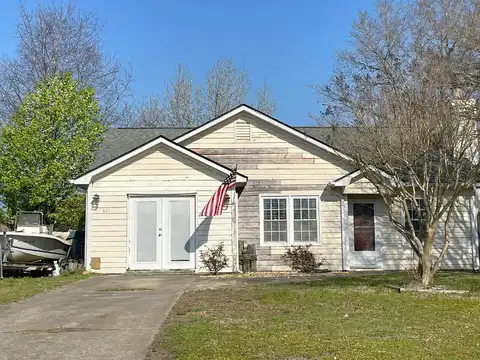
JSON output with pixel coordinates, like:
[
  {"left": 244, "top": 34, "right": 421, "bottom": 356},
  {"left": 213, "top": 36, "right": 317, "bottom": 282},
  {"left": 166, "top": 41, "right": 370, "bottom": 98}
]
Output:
[
  {"left": 89, "top": 128, "right": 191, "bottom": 170},
  {"left": 296, "top": 127, "right": 342, "bottom": 143},
  {"left": 89, "top": 126, "right": 353, "bottom": 171}
]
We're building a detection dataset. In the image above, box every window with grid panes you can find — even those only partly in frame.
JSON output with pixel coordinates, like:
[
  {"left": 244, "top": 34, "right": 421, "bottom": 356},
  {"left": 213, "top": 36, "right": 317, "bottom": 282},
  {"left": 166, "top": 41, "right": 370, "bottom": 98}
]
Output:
[
  {"left": 262, "top": 197, "right": 319, "bottom": 244},
  {"left": 293, "top": 198, "right": 318, "bottom": 242},
  {"left": 405, "top": 199, "right": 427, "bottom": 239},
  {"left": 263, "top": 198, "right": 288, "bottom": 242}
]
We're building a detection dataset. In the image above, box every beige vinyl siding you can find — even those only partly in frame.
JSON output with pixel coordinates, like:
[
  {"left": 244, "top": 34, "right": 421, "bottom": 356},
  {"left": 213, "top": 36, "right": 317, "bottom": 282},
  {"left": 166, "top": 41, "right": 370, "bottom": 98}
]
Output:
[
  {"left": 344, "top": 177, "right": 378, "bottom": 194},
  {"left": 89, "top": 144, "right": 234, "bottom": 273},
  {"left": 349, "top": 194, "right": 473, "bottom": 270},
  {"left": 375, "top": 198, "right": 414, "bottom": 270},
  {"left": 184, "top": 113, "right": 355, "bottom": 270},
  {"left": 432, "top": 194, "right": 473, "bottom": 269},
  {"left": 344, "top": 174, "right": 474, "bottom": 270}
]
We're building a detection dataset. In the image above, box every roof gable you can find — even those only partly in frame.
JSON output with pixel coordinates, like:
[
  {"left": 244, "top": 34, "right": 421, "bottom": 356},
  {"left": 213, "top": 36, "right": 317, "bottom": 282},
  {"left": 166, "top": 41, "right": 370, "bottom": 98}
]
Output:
[
  {"left": 73, "top": 135, "right": 247, "bottom": 185},
  {"left": 88, "top": 127, "right": 191, "bottom": 171},
  {"left": 84, "top": 105, "right": 357, "bottom": 175},
  {"left": 174, "top": 104, "right": 352, "bottom": 162}
]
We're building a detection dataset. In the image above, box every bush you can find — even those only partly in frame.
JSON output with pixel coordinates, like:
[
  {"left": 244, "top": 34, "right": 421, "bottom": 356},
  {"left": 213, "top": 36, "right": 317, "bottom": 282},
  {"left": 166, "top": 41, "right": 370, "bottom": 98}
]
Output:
[
  {"left": 200, "top": 243, "right": 229, "bottom": 275},
  {"left": 283, "top": 244, "right": 325, "bottom": 273}
]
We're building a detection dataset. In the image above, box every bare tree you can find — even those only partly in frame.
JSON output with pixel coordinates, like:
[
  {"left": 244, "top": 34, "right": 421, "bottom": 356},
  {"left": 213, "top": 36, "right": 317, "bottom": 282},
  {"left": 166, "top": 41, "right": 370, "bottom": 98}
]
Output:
[
  {"left": 123, "top": 95, "right": 169, "bottom": 128},
  {"left": 164, "top": 64, "right": 204, "bottom": 127},
  {"left": 206, "top": 59, "right": 250, "bottom": 119},
  {"left": 313, "top": 0, "right": 480, "bottom": 286},
  {"left": 124, "top": 65, "right": 203, "bottom": 128},
  {"left": 127, "top": 59, "right": 276, "bottom": 127},
  {"left": 256, "top": 79, "right": 277, "bottom": 116},
  {"left": 0, "top": 2, "right": 131, "bottom": 125}
]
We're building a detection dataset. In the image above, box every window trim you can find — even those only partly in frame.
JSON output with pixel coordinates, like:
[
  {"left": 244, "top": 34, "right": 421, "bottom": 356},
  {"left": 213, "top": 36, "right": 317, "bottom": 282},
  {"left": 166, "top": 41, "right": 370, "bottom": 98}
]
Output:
[
  {"left": 259, "top": 194, "right": 320, "bottom": 246},
  {"left": 261, "top": 196, "right": 289, "bottom": 243}
]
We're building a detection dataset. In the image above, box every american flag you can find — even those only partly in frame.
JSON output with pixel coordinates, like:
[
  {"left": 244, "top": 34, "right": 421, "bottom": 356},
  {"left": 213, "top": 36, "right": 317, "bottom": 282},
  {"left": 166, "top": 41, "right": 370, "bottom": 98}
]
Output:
[{"left": 200, "top": 171, "right": 236, "bottom": 216}]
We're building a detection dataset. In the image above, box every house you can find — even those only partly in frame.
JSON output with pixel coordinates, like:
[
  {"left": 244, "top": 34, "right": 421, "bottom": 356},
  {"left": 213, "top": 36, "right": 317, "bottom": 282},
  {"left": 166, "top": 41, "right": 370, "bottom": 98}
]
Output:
[{"left": 72, "top": 104, "right": 480, "bottom": 273}]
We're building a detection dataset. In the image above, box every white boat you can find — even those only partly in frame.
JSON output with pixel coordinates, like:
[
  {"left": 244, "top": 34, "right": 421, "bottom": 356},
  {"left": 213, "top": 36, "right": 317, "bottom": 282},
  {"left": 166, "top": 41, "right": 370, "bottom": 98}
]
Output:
[{"left": 3, "top": 212, "right": 71, "bottom": 264}]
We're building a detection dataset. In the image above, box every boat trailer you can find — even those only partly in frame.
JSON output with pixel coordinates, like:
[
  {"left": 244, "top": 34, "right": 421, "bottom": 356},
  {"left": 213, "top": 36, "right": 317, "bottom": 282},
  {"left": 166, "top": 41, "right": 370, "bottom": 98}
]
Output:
[
  {"left": 0, "top": 262, "right": 54, "bottom": 278},
  {"left": 0, "top": 231, "right": 55, "bottom": 278}
]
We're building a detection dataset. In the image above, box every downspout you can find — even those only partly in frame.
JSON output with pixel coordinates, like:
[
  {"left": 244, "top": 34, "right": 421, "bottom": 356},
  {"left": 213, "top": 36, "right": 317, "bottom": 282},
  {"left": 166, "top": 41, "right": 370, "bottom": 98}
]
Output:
[
  {"left": 85, "top": 183, "right": 92, "bottom": 271},
  {"left": 234, "top": 190, "right": 240, "bottom": 272},
  {"left": 340, "top": 194, "right": 349, "bottom": 271},
  {"left": 469, "top": 186, "right": 480, "bottom": 271}
]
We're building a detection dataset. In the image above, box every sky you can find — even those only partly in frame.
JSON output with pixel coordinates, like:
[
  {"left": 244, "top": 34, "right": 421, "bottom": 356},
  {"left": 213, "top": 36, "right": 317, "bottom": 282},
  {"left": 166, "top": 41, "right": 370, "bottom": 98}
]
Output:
[{"left": 0, "top": 0, "right": 378, "bottom": 126}]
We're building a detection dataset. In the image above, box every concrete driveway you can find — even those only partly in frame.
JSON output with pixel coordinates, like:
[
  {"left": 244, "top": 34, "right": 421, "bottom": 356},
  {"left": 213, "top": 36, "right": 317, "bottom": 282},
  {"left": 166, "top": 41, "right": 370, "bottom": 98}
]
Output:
[{"left": 0, "top": 275, "right": 195, "bottom": 360}]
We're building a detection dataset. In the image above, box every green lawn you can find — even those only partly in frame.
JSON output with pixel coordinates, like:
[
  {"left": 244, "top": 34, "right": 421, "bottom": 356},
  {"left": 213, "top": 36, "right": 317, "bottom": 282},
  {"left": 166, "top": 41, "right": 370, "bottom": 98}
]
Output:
[
  {"left": 155, "top": 272, "right": 480, "bottom": 360},
  {"left": 0, "top": 273, "right": 89, "bottom": 304}
]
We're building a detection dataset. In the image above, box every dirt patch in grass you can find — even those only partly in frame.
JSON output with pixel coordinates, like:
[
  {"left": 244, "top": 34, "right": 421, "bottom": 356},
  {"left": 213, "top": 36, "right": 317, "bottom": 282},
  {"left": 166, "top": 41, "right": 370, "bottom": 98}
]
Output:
[
  {"left": 0, "top": 273, "right": 89, "bottom": 304},
  {"left": 146, "top": 328, "right": 175, "bottom": 360},
  {"left": 146, "top": 272, "right": 480, "bottom": 360},
  {"left": 98, "top": 287, "right": 154, "bottom": 292},
  {"left": 202, "top": 271, "right": 330, "bottom": 279}
]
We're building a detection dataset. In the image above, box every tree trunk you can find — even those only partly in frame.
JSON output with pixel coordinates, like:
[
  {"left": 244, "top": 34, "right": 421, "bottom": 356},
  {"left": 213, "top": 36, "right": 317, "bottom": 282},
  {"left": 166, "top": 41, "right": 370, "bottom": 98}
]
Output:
[
  {"left": 416, "top": 261, "right": 423, "bottom": 279},
  {"left": 420, "top": 228, "right": 436, "bottom": 287},
  {"left": 421, "top": 253, "right": 432, "bottom": 287}
]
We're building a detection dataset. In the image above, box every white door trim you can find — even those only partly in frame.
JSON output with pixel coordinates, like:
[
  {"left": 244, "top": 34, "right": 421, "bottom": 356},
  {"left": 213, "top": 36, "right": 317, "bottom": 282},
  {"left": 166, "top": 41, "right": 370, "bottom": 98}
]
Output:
[
  {"left": 347, "top": 199, "right": 382, "bottom": 269},
  {"left": 127, "top": 194, "right": 197, "bottom": 271}
]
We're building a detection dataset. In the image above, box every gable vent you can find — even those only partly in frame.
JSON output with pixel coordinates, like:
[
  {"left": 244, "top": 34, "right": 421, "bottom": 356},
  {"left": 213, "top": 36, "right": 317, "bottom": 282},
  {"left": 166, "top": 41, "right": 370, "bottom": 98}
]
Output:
[{"left": 235, "top": 120, "right": 251, "bottom": 142}]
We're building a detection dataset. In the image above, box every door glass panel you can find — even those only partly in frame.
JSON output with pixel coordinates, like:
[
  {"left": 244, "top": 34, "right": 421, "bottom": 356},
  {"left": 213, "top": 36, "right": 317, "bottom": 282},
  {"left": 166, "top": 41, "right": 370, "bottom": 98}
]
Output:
[
  {"left": 136, "top": 201, "right": 157, "bottom": 262},
  {"left": 169, "top": 200, "right": 191, "bottom": 261},
  {"left": 353, "top": 203, "right": 375, "bottom": 251}
]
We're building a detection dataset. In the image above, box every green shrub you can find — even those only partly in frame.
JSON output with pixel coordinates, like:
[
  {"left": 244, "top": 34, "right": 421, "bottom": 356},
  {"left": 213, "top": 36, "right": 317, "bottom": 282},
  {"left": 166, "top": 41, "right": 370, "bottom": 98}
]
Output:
[
  {"left": 283, "top": 244, "right": 326, "bottom": 273},
  {"left": 200, "top": 243, "right": 228, "bottom": 275}
]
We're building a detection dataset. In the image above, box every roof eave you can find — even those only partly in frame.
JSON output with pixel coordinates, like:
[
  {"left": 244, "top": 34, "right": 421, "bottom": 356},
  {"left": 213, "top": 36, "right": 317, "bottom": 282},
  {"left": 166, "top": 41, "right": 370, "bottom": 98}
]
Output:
[{"left": 72, "top": 135, "right": 246, "bottom": 186}]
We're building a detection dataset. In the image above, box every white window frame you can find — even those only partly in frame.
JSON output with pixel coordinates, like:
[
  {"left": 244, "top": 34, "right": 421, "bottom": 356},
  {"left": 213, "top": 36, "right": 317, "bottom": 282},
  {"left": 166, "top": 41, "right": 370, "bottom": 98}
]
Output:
[
  {"left": 403, "top": 198, "right": 427, "bottom": 235},
  {"left": 259, "top": 194, "right": 320, "bottom": 246},
  {"left": 261, "top": 196, "right": 289, "bottom": 244}
]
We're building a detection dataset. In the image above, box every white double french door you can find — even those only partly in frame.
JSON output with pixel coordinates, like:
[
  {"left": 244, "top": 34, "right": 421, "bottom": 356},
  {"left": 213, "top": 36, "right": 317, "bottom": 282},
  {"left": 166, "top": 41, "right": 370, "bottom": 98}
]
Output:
[{"left": 129, "top": 196, "right": 195, "bottom": 270}]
